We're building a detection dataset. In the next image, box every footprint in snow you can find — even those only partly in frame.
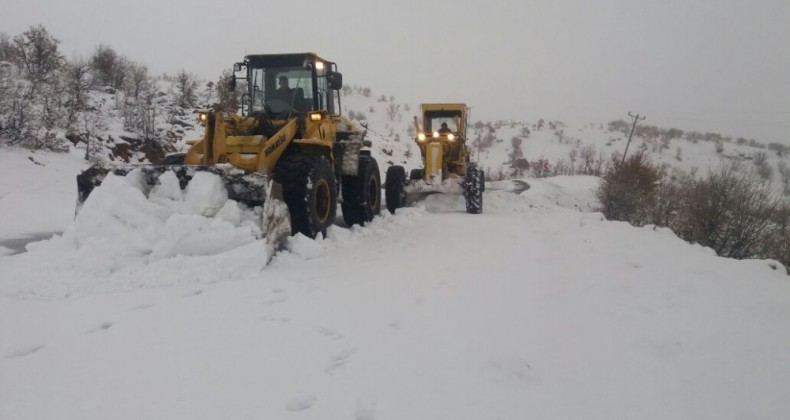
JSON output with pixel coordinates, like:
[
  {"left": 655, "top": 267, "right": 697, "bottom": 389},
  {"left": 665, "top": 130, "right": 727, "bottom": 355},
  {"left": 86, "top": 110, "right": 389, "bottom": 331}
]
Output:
[
  {"left": 356, "top": 397, "right": 377, "bottom": 420},
  {"left": 262, "top": 296, "right": 288, "bottom": 307},
  {"left": 317, "top": 327, "right": 344, "bottom": 340},
  {"left": 87, "top": 322, "right": 113, "bottom": 334},
  {"left": 285, "top": 395, "right": 316, "bottom": 412},
  {"left": 326, "top": 348, "right": 356, "bottom": 375},
  {"left": 185, "top": 289, "right": 204, "bottom": 297},
  {"left": 6, "top": 345, "right": 45, "bottom": 359},
  {"left": 260, "top": 315, "right": 290, "bottom": 323}
]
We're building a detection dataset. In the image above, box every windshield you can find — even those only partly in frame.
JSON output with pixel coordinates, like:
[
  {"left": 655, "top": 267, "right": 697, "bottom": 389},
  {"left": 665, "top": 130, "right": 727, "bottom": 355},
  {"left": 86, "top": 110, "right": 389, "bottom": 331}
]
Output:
[
  {"left": 425, "top": 110, "right": 462, "bottom": 132},
  {"left": 249, "top": 66, "right": 313, "bottom": 115}
]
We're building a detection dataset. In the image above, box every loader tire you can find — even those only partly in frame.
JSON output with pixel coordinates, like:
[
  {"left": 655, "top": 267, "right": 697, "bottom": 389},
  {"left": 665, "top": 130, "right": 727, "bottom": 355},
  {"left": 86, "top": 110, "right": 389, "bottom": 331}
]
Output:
[
  {"left": 276, "top": 155, "right": 337, "bottom": 238},
  {"left": 341, "top": 155, "right": 381, "bottom": 226},
  {"left": 385, "top": 165, "right": 406, "bottom": 214},
  {"left": 464, "top": 166, "right": 484, "bottom": 214},
  {"left": 409, "top": 168, "right": 424, "bottom": 181}
]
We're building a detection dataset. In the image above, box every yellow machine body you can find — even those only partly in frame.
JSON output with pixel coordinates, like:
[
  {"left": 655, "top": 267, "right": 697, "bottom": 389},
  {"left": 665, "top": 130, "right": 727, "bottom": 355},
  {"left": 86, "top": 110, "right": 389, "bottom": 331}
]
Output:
[
  {"left": 414, "top": 103, "right": 471, "bottom": 180},
  {"left": 385, "top": 102, "right": 484, "bottom": 214},
  {"left": 185, "top": 110, "right": 341, "bottom": 175}
]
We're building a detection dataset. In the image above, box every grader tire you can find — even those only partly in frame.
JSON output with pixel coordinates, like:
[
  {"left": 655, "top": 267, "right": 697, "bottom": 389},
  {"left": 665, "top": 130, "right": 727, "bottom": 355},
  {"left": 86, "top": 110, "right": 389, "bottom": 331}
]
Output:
[{"left": 464, "top": 166, "right": 484, "bottom": 214}]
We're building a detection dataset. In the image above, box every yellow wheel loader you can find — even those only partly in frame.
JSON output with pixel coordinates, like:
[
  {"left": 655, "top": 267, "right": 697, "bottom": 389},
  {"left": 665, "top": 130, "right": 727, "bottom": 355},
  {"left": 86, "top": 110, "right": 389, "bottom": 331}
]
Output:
[
  {"left": 385, "top": 103, "right": 484, "bottom": 214},
  {"left": 77, "top": 53, "right": 382, "bottom": 240}
]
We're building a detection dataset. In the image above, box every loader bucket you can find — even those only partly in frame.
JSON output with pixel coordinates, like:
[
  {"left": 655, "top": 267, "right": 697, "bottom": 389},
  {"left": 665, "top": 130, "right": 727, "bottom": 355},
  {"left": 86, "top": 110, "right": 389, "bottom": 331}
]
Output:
[{"left": 76, "top": 163, "right": 269, "bottom": 210}]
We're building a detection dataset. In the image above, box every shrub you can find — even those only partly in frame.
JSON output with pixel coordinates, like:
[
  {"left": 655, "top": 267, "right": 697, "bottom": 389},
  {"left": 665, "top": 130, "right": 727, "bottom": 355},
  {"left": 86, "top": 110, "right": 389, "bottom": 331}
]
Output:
[
  {"left": 596, "top": 152, "right": 661, "bottom": 226},
  {"left": 530, "top": 157, "right": 551, "bottom": 178},
  {"left": 673, "top": 164, "right": 780, "bottom": 259}
]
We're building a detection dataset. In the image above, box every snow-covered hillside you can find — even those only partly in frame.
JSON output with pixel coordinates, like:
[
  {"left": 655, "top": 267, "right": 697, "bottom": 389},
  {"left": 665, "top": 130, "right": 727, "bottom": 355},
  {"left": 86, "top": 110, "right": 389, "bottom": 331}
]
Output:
[
  {"left": 340, "top": 86, "right": 790, "bottom": 190},
  {"left": 24, "top": 72, "right": 783, "bottom": 193},
  {"left": 1, "top": 147, "right": 789, "bottom": 420}
]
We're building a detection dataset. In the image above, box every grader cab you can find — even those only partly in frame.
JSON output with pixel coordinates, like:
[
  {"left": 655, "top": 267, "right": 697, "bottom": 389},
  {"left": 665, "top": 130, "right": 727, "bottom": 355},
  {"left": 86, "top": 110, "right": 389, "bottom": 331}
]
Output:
[{"left": 384, "top": 103, "right": 484, "bottom": 214}]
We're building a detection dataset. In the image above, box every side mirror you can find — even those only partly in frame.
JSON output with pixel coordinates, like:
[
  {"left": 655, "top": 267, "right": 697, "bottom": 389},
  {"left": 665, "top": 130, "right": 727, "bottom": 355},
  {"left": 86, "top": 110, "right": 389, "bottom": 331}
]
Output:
[
  {"left": 327, "top": 71, "right": 343, "bottom": 90},
  {"left": 233, "top": 62, "right": 243, "bottom": 72},
  {"left": 229, "top": 74, "right": 236, "bottom": 91}
]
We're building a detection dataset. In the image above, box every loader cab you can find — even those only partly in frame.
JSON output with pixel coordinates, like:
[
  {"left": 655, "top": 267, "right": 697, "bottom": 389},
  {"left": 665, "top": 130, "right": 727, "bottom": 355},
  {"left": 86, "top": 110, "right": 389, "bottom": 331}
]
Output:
[{"left": 233, "top": 53, "right": 343, "bottom": 118}]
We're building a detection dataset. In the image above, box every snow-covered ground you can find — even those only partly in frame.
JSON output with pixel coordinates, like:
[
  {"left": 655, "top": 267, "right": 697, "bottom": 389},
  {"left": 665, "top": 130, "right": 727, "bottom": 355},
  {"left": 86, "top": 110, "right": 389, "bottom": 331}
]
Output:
[{"left": 1, "top": 148, "right": 789, "bottom": 419}]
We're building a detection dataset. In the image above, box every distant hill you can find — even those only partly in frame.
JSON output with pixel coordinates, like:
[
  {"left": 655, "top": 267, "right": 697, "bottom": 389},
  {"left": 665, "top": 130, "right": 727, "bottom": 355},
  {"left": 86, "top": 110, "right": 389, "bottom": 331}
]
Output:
[{"left": 339, "top": 85, "right": 790, "bottom": 197}]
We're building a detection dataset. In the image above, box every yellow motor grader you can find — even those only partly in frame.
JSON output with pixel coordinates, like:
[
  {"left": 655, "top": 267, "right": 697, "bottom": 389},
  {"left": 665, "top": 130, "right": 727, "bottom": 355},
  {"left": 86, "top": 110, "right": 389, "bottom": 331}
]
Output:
[
  {"left": 77, "top": 53, "right": 382, "bottom": 240},
  {"left": 384, "top": 103, "right": 484, "bottom": 214}
]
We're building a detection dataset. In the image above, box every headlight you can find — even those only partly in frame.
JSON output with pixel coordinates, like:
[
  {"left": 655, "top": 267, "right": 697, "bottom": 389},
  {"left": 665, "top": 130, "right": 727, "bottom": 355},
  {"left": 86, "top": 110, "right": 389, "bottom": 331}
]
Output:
[
  {"left": 308, "top": 111, "right": 323, "bottom": 122},
  {"left": 315, "top": 61, "right": 325, "bottom": 70},
  {"left": 433, "top": 131, "right": 439, "bottom": 138},
  {"left": 198, "top": 112, "right": 209, "bottom": 125},
  {"left": 447, "top": 133, "right": 455, "bottom": 141},
  {"left": 417, "top": 133, "right": 426, "bottom": 141}
]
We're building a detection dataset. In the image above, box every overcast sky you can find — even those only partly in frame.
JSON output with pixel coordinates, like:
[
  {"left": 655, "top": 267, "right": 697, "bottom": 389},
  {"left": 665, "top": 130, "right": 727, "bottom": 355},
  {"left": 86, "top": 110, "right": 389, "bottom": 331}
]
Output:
[{"left": 2, "top": 0, "right": 788, "bottom": 143}]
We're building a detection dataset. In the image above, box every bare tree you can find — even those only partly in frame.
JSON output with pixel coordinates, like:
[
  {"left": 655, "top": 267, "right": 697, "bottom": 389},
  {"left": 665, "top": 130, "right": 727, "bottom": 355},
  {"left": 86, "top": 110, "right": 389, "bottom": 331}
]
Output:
[
  {"left": 579, "top": 144, "right": 596, "bottom": 174},
  {"left": 126, "top": 61, "right": 150, "bottom": 100},
  {"left": 215, "top": 69, "right": 237, "bottom": 113},
  {"left": 64, "top": 56, "right": 92, "bottom": 130},
  {"left": 0, "top": 33, "right": 12, "bottom": 62},
  {"left": 778, "top": 161, "right": 790, "bottom": 195},
  {"left": 91, "top": 44, "right": 118, "bottom": 88},
  {"left": 510, "top": 136, "right": 524, "bottom": 162},
  {"left": 174, "top": 69, "right": 198, "bottom": 108},
  {"left": 385, "top": 102, "right": 400, "bottom": 121},
  {"left": 3, "top": 25, "right": 65, "bottom": 148},
  {"left": 10, "top": 25, "right": 64, "bottom": 93},
  {"left": 567, "top": 147, "right": 578, "bottom": 175}
]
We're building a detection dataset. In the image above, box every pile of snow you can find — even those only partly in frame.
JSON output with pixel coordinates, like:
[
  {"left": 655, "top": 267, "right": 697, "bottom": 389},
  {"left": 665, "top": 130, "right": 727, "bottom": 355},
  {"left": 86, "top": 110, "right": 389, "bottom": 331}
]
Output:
[
  {"left": 0, "top": 169, "right": 270, "bottom": 298},
  {"left": 0, "top": 163, "right": 434, "bottom": 299},
  {"left": 0, "top": 148, "right": 89, "bottom": 241}
]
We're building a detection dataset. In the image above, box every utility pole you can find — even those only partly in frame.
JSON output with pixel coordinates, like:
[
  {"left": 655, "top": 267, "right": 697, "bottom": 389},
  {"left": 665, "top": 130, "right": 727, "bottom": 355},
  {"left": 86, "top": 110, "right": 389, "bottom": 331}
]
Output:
[{"left": 621, "top": 112, "right": 646, "bottom": 166}]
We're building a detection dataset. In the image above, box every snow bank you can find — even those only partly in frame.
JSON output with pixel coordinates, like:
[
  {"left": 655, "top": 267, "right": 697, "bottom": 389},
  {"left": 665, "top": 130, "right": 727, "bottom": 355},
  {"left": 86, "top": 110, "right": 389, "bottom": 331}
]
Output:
[
  {"left": 0, "top": 148, "right": 88, "bottom": 237},
  {"left": 0, "top": 167, "right": 432, "bottom": 299},
  {"left": 0, "top": 169, "right": 270, "bottom": 298}
]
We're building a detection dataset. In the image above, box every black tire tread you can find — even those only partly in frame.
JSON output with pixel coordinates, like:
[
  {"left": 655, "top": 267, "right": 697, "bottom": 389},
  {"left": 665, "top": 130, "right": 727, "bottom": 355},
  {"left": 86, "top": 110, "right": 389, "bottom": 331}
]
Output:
[
  {"left": 275, "top": 154, "right": 337, "bottom": 238},
  {"left": 464, "top": 166, "right": 484, "bottom": 214},
  {"left": 385, "top": 165, "right": 406, "bottom": 214},
  {"left": 341, "top": 156, "right": 381, "bottom": 226}
]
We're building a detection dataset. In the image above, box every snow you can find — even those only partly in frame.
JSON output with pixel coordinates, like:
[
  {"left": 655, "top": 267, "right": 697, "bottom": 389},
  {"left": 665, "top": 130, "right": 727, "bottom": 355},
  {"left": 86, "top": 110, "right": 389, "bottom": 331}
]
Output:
[
  {"left": 2, "top": 141, "right": 790, "bottom": 418},
  {"left": 0, "top": 148, "right": 89, "bottom": 241}
]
